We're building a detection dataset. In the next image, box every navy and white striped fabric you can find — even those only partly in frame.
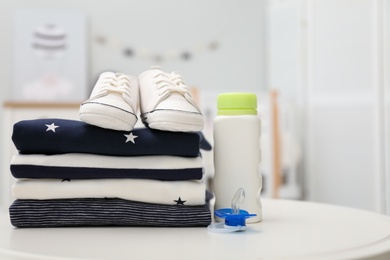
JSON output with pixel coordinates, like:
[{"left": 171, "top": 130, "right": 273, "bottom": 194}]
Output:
[
  {"left": 9, "top": 196, "right": 212, "bottom": 228},
  {"left": 12, "top": 118, "right": 205, "bottom": 157}
]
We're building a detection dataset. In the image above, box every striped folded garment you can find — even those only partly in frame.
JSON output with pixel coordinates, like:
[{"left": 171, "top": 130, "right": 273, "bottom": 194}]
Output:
[
  {"left": 11, "top": 153, "right": 203, "bottom": 181},
  {"left": 9, "top": 194, "right": 213, "bottom": 228},
  {"left": 12, "top": 118, "right": 210, "bottom": 157}
]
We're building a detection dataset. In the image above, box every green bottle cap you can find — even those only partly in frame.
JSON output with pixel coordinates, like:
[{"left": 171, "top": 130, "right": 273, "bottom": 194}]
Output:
[{"left": 217, "top": 93, "right": 257, "bottom": 115}]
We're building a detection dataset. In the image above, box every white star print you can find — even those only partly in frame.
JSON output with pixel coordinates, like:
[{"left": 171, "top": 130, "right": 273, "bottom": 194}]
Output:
[
  {"left": 45, "top": 123, "right": 60, "bottom": 132},
  {"left": 124, "top": 132, "right": 138, "bottom": 144}
]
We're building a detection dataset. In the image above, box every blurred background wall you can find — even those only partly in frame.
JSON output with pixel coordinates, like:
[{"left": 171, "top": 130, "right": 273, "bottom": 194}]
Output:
[{"left": 0, "top": 0, "right": 267, "bottom": 98}]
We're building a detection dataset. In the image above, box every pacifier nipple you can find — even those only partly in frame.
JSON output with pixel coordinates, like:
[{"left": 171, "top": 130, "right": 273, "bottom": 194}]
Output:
[
  {"left": 231, "top": 188, "right": 245, "bottom": 214},
  {"left": 207, "top": 188, "right": 257, "bottom": 234}
]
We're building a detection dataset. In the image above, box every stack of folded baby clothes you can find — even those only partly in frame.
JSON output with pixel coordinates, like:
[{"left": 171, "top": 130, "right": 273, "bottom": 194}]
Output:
[{"left": 9, "top": 67, "right": 212, "bottom": 228}]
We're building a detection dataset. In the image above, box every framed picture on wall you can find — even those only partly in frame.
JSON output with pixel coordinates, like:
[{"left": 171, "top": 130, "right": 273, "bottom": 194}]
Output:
[{"left": 12, "top": 10, "right": 88, "bottom": 102}]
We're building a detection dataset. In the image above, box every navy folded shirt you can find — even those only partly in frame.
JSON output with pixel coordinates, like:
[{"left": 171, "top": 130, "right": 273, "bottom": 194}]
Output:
[{"left": 12, "top": 118, "right": 207, "bottom": 157}]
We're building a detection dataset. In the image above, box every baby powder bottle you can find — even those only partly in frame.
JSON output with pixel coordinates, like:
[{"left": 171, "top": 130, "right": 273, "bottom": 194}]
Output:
[{"left": 213, "top": 93, "right": 262, "bottom": 223}]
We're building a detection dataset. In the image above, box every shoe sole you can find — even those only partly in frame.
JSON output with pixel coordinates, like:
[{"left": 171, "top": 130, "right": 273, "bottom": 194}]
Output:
[
  {"left": 141, "top": 109, "right": 204, "bottom": 132},
  {"left": 80, "top": 102, "right": 137, "bottom": 131}
]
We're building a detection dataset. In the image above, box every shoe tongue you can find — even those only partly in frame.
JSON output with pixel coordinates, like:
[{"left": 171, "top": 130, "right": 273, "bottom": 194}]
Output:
[
  {"left": 150, "top": 65, "right": 161, "bottom": 70},
  {"left": 147, "top": 66, "right": 164, "bottom": 76},
  {"left": 100, "top": 72, "right": 117, "bottom": 78}
]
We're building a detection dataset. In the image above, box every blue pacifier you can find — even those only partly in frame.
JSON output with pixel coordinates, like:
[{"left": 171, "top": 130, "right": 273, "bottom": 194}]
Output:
[{"left": 207, "top": 188, "right": 257, "bottom": 233}]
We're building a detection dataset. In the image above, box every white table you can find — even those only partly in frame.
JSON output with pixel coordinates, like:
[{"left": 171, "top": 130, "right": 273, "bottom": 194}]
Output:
[{"left": 1, "top": 199, "right": 390, "bottom": 260}]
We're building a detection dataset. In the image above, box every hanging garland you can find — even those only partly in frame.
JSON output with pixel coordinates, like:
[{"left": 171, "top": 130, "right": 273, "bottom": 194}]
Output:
[{"left": 94, "top": 34, "right": 220, "bottom": 62}]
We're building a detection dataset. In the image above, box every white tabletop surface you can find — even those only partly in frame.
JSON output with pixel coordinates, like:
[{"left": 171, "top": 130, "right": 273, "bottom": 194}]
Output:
[{"left": 1, "top": 198, "right": 390, "bottom": 260}]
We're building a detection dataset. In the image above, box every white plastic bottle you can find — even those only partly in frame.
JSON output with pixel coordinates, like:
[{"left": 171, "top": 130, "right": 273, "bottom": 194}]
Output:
[{"left": 213, "top": 93, "right": 262, "bottom": 223}]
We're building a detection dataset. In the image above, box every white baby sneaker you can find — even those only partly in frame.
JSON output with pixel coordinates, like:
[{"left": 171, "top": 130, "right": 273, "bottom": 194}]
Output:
[
  {"left": 79, "top": 72, "right": 139, "bottom": 131},
  {"left": 138, "top": 66, "right": 204, "bottom": 132}
]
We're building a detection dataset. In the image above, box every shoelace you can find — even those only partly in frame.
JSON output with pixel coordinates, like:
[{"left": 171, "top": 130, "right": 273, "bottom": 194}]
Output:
[
  {"left": 170, "top": 71, "right": 185, "bottom": 85},
  {"left": 101, "top": 74, "right": 130, "bottom": 93},
  {"left": 87, "top": 74, "right": 132, "bottom": 104},
  {"left": 153, "top": 71, "right": 202, "bottom": 113},
  {"left": 153, "top": 72, "right": 190, "bottom": 98}
]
